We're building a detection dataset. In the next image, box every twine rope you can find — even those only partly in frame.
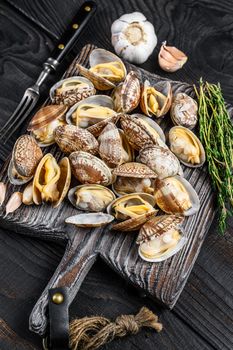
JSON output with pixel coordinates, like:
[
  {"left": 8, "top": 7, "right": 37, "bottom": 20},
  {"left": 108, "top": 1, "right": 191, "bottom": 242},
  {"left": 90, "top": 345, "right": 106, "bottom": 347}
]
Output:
[{"left": 69, "top": 307, "right": 163, "bottom": 350}]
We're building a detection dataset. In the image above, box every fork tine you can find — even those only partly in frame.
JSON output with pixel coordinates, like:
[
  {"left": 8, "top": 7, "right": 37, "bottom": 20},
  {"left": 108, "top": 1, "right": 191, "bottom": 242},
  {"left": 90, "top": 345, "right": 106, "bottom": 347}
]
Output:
[{"left": 1, "top": 97, "right": 37, "bottom": 143}]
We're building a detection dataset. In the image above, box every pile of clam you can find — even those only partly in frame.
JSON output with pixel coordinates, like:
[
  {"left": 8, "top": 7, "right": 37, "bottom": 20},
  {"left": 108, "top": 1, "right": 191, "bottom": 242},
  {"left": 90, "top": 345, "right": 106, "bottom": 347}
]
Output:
[{"left": 2, "top": 48, "right": 206, "bottom": 263}]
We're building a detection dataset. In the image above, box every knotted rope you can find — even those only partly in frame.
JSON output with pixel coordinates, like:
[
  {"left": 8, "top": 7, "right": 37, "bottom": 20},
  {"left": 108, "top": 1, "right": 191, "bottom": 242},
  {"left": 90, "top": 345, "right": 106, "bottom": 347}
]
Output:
[{"left": 69, "top": 307, "right": 163, "bottom": 350}]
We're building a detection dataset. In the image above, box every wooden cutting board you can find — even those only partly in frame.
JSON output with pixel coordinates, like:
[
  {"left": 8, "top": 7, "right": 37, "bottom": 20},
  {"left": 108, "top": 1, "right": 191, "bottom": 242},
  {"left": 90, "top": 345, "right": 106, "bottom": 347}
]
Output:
[{"left": 0, "top": 44, "right": 216, "bottom": 336}]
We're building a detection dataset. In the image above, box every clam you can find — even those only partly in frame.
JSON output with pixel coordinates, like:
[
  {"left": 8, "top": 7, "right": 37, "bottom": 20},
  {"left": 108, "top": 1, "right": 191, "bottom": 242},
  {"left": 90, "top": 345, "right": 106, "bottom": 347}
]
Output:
[
  {"left": 68, "top": 185, "right": 115, "bottom": 212},
  {"left": 138, "top": 145, "right": 183, "bottom": 179},
  {"left": 111, "top": 71, "right": 141, "bottom": 113},
  {"left": 69, "top": 151, "right": 113, "bottom": 185},
  {"left": 120, "top": 114, "right": 166, "bottom": 151},
  {"left": 98, "top": 123, "right": 134, "bottom": 168},
  {"left": 8, "top": 135, "right": 43, "bottom": 185},
  {"left": 112, "top": 162, "right": 157, "bottom": 195},
  {"left": 32, "top": 154, "right": 71, "bottom": 207},
  {"left": 87, "top": 114, "right": 120, "bottom": 137},
  {"left": 28, "top": 105, "right": 68, "bottom": 147},
  {"left": 154, "top": 176, "right": 200, "bottom": 216},
  {"left": 169, "top": 126, "right": 205, "bottom": 167},
  {"left": 107, "top": 193, "right": 158, "bottom": 232},
  {"left": 50, "top": 76, "right": 96, "bottom": 106},
  {"left": 76, "top": 48, "right": 126, "bottom": 90},
  {"left": 170, "top": 93, "right": 198, "bottom": 129},
  {"left": 66, "top": 95, "right": 117, "bottom": 127},
  {"left": 137, "top": 215, "right": 187, "bottom": 262},
  {"left": 54, "top": 124, "right": 98, "bottom": 155},
  {"left": 65, "top": 213, "right": 114, "bottom": 228},
  {"left": 140, "top": 80, "right": 172, "bottom": 118}
]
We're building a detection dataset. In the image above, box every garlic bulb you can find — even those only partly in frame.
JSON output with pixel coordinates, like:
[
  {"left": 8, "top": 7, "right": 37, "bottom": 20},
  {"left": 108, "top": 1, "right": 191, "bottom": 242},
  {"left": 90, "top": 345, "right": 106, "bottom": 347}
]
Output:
[
  {"left": 111, "top": 12, "right": 157, "bottom": 64},
  {"left": 158, "top": 41, "right": 188, "bottom": 72}
]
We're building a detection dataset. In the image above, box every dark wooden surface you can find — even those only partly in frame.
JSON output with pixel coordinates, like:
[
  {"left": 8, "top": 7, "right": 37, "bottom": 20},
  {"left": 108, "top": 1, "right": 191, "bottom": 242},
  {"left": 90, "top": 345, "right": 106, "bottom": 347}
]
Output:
[{"left": 0, "top": 0, "right": 232, "bottom": 349}]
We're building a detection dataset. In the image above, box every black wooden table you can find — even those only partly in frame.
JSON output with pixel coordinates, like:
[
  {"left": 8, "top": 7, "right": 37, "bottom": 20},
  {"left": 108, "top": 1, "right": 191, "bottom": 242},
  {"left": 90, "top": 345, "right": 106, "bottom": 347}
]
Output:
[{"left": 0, "top": 0, "right": 233, "bottom": 349}]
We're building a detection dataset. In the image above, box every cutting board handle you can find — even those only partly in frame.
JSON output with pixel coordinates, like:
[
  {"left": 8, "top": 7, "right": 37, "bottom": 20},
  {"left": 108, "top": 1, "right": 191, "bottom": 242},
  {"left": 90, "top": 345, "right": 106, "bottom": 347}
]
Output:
[{"left": 29, "top": 229, "right": 99, "bottom": 336}]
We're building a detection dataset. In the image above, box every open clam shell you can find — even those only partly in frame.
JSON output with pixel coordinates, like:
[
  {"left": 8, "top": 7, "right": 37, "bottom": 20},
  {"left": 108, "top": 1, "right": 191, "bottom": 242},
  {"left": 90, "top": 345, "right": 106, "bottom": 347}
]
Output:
[
  {"left": 111, "top": 71, "right": 141, "bottom": 113},
  {"left": 138, "top": 235, "right": 187, "bottom": 262},
  {"left": 137, "top": 214, "right": 186, "bottom": 262},
  {"left": 28, "top": 105, "right": 68, "bottom": 147},
  {"left": 68, "top": 184, "right": 115, "bottom": 212},
  {"left": 87, "top": 114, "right": 120, "bottom": 137},
  {"left": 53, "top": 157, "right": 71, "bottom": 208},
  {"left": 169, "top": 126, "right": 206, "bottom": 168},
  {"left": 107, "top": 193, "right": 157, "bottom": 232},
  {"left": 65, "top": 212, "right": 115, "bottom": 228},
  {"left": 8, "top": 135, "right": 43, "bottom": 185},
  {"left": 76, "top": 48, "right": 126, "bottom": 90},
  {"left": 69, "top": 151, "right": 113, "bottom": 185},
  {"left": 54, "top": 124, "right": 98, "bottom": 155},
  {"left": 140, "top": 80, "right": 172, "bottom": 118},
  {"left": 154, "top": 175, "right": 200, "bottom": 216},
  {"left": 32, "top": 153, "right": 61, "bottom": 205},
  {"left": 112, "top": 162, "right": 157, "bottom": 196},
  {"left": 138, "top": 145, "right": 183, "bottom": 179},
  {"left": 120, "top": 114, "right": 166, "bottom": 151},
  {"left": 98, "top": 123, "right": 134, "bottom": 168},
  {"left": 50, "top": 76, "right": 96, "bottom": 106},
  {"left": 66, "top": 95, "right": 117, "bottom": 127}
]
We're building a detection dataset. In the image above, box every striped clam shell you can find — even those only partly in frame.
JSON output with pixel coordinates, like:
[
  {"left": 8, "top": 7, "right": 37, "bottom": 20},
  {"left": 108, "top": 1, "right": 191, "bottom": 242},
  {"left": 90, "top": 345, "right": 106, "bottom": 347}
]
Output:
[
  {"left": 111, "top": 71, "right": 141, "bottom": 113},
  {"left": 28, "top": 105, "right": 68, "bottom": 131},
  {"left": 69, "top": 151, "right": 113, "bottom": 186},
  {"left": 136, "top": 214, "right": 184, "bottom": 244},
  {"left": 112, "top": 162, "right": 157, "bottom": 178},
  {"left": 54, "top": 125, "right": 98, "bottom": 155}
]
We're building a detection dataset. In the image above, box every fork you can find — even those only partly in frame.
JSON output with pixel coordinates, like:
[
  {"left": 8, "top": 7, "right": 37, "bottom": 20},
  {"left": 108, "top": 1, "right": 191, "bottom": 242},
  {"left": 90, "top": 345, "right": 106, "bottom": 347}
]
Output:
[{"left": 0, "top": 1, "right": 97, "bottom": 144}]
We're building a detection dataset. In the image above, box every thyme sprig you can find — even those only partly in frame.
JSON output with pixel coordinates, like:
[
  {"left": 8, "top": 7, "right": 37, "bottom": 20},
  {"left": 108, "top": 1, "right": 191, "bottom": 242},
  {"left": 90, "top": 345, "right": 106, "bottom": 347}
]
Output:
[{"left": 194, "top": 79, "right": 233, "bottom": 233}]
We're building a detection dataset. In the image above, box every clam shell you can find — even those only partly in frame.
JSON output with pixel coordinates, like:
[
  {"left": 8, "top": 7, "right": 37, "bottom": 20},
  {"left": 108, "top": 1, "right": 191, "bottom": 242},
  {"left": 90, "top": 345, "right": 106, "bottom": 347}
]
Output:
[
  {"left": 154, "top": 175, "right": 200, "bottom": 216},
  {"left": 65, "top": 213, "right": 114, "bottom": 228},
  {"left": 69, "top": 151, "right": 113, "bottom": 185},
  {"left": 112, "top": 162, "right": 157, "bottom": 178},
  {"left": 140, "top": 80, "right": 172, "bottom": 118},
  {"left": 112, "top": 177, "right": 155, "bottom": 197},
  {"left": 169, "top": 126, "right": 206, "bottom": 168},
  {"left": 87, "top": 114, "right": 120, "bottom": 137},
  {"left": 138, "top": 145, "right": 183, "bottom": 179},
  {"left": 120, "top": 114, "right": 166, "bottom": 151},
  {"left": 28, "top": 105, "right": 68, "bottom": 147},
  {"left": 66, "top": 95, "right": 116, "bottom": 127},
  {"left": 68, "top": 184, "right": 115, "bottom": 212},
  {"left": 107, "top": 193, "right": 157, "bottom": 232},
  {"left": 98, "top": 123, "right": 133, "bottom": 168},
  {"left": 53, "top": 157, "right": 71, "bottom": 208},
  {"left": 170, "top": 93, "right": 198, "bottom": 129},
  {"left": 54, "top": 124, "right": 98, "bottom": 155},
  {"left": 50, "top": 76, "right": 96, "bottom": 106},
  {"left": 138, "top": 235, "right": 187, "bottom": 263},
  {"left": 111, "top": 71, "right": 141, "bottom": 113},
  {"left": 8, "top": 135, "right": 43, "bottom": 185},
  {"left": 32, "top": 153, "right": 61, "bottom": 205},
  {"left": 77, "top": 48, "right": 126, "bottom": 90},
  {"left": 136, "top": 214, "right": 184, "bottom": 244}
]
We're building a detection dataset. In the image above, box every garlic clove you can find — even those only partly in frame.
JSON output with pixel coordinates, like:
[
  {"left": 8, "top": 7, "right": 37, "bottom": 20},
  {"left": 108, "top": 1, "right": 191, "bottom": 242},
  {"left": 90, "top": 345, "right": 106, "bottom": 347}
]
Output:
[
  {"left": 0, "top": 182, "right": 6, "bottom": 206},
  {"left": 23, "top": 182, "right": 34, "bottom": 205},
  {"left": 158, "top": 42, "right": 188, "bottom": 72},
  {"left": 5, "top": 192, "right": 23, "bottom": 215}
]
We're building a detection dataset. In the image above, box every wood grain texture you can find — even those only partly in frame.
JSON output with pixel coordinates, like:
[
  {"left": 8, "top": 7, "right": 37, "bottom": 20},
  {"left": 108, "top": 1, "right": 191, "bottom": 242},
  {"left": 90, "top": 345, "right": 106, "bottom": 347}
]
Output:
[
  {"left": 0, "top": 44, "right": 218, "bottom": 336},
  {"left": 1, "top": 0, "right": 233, "bottom": 349}
]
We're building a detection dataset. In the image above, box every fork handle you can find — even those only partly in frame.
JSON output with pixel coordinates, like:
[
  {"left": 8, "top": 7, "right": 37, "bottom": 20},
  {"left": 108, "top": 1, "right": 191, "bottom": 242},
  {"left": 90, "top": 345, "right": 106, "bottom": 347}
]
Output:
[{"left": 35, "top": 1, "right": 97, "bottom": 87}]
